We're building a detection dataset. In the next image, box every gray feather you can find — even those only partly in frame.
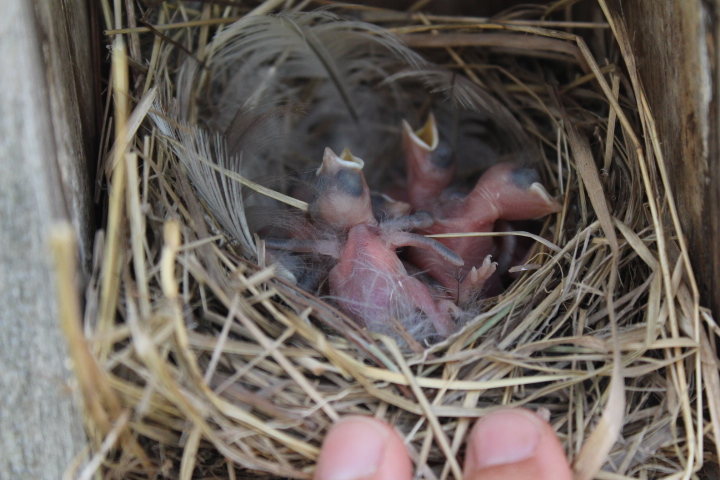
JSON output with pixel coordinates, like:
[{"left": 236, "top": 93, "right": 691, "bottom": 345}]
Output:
[
  {"left": 150, "top": 104, "right": 256, "bottom": 257},
  {"left": 208, "top": 12, "right": 426, "bottom": 120},
  {"left": 384, "top": 66, "right": 531, "bottom": 149}
]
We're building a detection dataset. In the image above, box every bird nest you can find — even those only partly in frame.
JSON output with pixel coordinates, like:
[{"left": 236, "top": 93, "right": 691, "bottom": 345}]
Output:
[{"left": 62, "top": 0, "right": 720, "bottom": 478}]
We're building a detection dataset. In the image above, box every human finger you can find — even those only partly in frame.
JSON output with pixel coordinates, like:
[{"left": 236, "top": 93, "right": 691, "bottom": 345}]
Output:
[
  {"left": 464, "top": 408, "right": 572, "bottom": 480},
  {"left": 314, "top": 416, "right": 412, "bottom": 480}
]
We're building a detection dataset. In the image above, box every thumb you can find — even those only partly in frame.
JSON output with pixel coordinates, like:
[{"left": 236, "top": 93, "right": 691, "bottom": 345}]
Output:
[
  {"left": 314, "top": 416, "right": 412, "bottom": 480},
  {"left": 464, "top": 408, "right": 572, "bottom": 480}
]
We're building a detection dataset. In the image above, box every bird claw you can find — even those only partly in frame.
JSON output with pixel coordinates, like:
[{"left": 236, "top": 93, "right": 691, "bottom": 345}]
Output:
[
  {"left": 438, "top": 299, "right": 463, "bottom": 319},
  {"left": 458, "top": 256, "right": 497, "bottom": 305}
]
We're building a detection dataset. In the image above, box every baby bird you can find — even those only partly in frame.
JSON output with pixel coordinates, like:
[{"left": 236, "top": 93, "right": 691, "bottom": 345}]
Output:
[
  {"left": 401, "top": 113, "right": 455, "bottom": 210},
  {"left": 316, "top": 148, "right": 464, "bottom": 338},
  {"left": 271, "top": 147, "right": 464, "bottom": 339},
  {"left": 402, "top": 114, "right": 562, "bottom": 304}
]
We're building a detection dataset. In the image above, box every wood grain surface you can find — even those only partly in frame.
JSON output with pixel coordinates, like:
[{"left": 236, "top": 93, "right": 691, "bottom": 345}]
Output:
[
  {"left": 605, "top": 0, "right": 720, "bottom": 316},
  {"left": 0, "top": 0, "right": 96, "bottom": 478}
]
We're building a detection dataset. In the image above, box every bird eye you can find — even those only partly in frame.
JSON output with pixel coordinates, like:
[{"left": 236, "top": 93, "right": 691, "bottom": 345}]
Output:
[
  {"left": 431, "top": 140, "right": 454, "bottom": 169},
  {"left": 334, "top": 169, "right": 364, "bottom": 197},
  {"left": 510, "top": 167, "right": 541, "bottom": 189}
]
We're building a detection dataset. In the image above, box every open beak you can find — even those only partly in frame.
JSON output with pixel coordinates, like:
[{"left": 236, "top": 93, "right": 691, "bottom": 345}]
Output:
[
  {"left": 401, "top": 113, "right": 455, "bottom": 210},
  {"left": 312, "top": 148, "right": 374, "bottom": 228}
]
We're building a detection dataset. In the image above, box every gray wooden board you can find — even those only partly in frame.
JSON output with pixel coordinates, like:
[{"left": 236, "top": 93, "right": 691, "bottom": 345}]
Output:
[
  {"left": 608, "top": 0, "right": 720, "bottom": 318},
  {"left": 0, "top": 0, "right": 95, "bottom": 478}
]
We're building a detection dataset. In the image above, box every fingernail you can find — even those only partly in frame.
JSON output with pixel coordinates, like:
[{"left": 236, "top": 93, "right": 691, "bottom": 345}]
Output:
[
  {"left": 468, "top": 410, "right": 542, "bottom": 471},
  {"left": 315, "top": 417, "right": 389, "bottom": 480}
]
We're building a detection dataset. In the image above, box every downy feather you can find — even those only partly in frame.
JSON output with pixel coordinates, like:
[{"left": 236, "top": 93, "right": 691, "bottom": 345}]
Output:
[
  {"left": 385, "top": 66, "right": 531, "bottom": 150},
  {"left": 208, "top": 11, "right": 426, "bottom": 121},
  {"left": 151, "top": 104, "right": 256, "bottom": 258}
]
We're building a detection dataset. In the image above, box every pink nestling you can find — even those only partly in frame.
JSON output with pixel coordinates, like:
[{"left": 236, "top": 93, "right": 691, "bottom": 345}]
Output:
[
  {"left": 318, "top": 148, "right": 467, "bottom": 338},
  {"left": 401, "top": 113, "right": 455, "bottom": 211},
  {"left": 402, "top": 114, "right": 562, "bottom": 304},
  {"left": 269, "top": 147, "right": 465, "bottom": 340}
]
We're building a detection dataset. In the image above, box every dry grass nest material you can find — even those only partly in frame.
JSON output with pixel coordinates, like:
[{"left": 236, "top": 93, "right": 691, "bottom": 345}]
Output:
[{"left": 54, "top": 0, "right": 720, "bottom": 478}]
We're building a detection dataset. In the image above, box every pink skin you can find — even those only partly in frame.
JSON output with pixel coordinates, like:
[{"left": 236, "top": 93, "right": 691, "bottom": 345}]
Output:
[
  {"left": 370, "top": 192, "right": 412, "bottom": 221},
  {"left": 402, "top": 113, "right": 455, "bottom": 211},
  {"left": 274, "top": 147, "right": 464, "bottom": 338},
  {"left": 314, "top": 409, "right": 572, "bottom": 480},
  {"left": 329, "top": 223, "right": 456, "bottom": 337},
  {"left": 313, "top": 148, "right": 375, "bottom": 230},
  {"left": 411, "top": 162, "right": 561, "bottom": 303},
  {"left": 402, "top": 118, "right": 561, "bottom": 302}
]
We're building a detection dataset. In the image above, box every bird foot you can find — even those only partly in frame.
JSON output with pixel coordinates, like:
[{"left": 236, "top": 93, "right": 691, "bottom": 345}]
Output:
[{"left": 458, "top": 255, "right": 497, "bottom": 305}]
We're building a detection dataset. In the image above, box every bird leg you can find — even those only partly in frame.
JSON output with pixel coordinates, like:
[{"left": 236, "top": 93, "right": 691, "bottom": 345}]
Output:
[
  {"left": 385, "top": 230, "right": 464, "bottom": 267},
  {"left": 457, "top": 255, "right": 497, "bottom": 305},
  {"left": 379, "top": 210, "right": 433, "bottom": 232},
  {"left": 263, "top": 237, "right": 340, "bottom": 259}
]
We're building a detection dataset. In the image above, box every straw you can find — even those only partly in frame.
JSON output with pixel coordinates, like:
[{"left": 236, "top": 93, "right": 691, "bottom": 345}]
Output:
[{"left": 67, "top": 1, "right": 716, "bottom": 478}]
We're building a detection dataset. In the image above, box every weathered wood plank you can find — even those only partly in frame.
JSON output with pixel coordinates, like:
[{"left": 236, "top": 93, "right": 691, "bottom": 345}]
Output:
[
  {"left": 34, "top": 0, "right": 96, "bottom": 269},
  {"left": 606, "top": 0, "right": 720, "bottom": 316},
  {"left": 0, "top": 0, "right": 95, "bottom": 478}
]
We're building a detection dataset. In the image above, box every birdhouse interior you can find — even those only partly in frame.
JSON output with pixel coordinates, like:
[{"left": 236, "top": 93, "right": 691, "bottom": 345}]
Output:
[{"left": 73, "top": 1, "right": 718, "bottom": 479}]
